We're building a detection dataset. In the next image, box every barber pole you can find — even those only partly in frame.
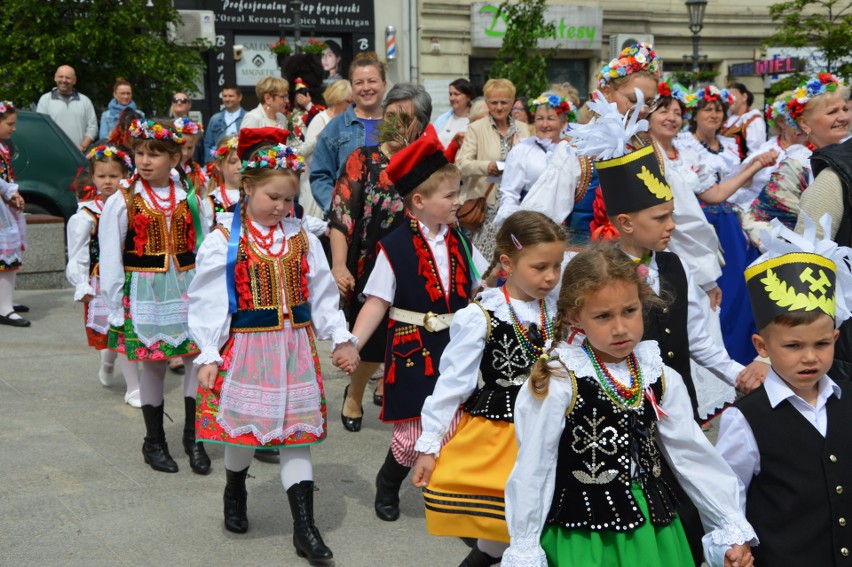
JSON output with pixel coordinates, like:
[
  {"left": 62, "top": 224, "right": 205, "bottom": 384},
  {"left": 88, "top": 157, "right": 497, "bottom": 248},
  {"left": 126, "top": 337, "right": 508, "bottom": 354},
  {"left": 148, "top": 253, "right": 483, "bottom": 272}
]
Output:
[{"left": 386, "top": 26, "right": 397, "bottom": 60}]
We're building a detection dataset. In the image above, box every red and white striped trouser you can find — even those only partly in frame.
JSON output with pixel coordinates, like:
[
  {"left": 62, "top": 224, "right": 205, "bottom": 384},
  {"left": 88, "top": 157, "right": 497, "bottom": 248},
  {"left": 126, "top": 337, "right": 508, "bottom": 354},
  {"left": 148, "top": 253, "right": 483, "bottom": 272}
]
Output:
[{"left": 390, "top": 409, "right": 464, "bottom": 467}]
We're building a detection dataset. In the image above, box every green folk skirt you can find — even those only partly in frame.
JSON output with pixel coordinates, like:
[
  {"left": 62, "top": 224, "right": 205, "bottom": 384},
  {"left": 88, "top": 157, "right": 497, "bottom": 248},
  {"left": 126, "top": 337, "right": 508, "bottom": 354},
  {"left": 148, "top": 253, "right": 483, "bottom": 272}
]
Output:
[{"left": 541, "top": 483, "right": 694, "bottom": 567}]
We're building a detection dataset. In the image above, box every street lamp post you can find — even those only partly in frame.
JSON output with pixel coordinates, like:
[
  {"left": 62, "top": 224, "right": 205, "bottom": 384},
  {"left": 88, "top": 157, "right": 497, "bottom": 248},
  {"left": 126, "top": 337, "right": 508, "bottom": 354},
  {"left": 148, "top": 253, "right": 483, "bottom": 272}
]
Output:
[
  {"left": 289, "top": 0, "right": 303, "bottom": 54},
  {"left": 685, "top": 0, "right": 708, "bottom": 76}
]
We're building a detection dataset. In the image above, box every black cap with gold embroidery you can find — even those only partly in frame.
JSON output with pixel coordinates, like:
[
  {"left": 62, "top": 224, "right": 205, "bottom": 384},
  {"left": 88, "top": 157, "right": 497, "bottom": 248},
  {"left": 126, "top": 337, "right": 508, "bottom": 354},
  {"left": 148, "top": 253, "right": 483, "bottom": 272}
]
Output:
[
  {"left": 745, "top": 252, "right": 837, "bottom": 331},
  {"left": 595, "top": 144, "right": 672, "bottom": 216}
]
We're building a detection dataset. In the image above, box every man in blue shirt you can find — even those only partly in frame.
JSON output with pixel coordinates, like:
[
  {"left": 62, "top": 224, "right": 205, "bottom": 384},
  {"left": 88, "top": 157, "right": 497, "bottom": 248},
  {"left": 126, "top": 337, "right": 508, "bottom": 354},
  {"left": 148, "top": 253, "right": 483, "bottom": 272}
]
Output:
[{"left": 204, "top": 85, "right": 246, "bottom": 162}]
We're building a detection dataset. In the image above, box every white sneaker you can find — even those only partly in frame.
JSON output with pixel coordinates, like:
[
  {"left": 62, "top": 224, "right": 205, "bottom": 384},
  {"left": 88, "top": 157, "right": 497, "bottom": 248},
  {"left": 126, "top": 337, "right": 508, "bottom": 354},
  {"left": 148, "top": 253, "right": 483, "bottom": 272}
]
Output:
[
  {"left": 124, "top": 389, "right": 141, "bottom": 408},
  {"left": 98, "top": 366, "right": 115, "bottom": 387}
]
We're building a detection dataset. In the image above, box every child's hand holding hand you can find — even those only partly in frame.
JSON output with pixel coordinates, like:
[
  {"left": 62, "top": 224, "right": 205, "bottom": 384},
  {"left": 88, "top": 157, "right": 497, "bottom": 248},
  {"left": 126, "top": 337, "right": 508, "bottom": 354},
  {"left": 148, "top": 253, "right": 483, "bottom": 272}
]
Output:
[
  {"left": 724, "top": 543, "right": 753, "bottom": 567},
  {"left": 332, "top": 343, "right": 360, "bottom": 375},
  {"left": 197, "top": 363, "right": 219, "bottom": 390},
  {"left": 411, "top": 453, "right": 436, "bottom": 488}
]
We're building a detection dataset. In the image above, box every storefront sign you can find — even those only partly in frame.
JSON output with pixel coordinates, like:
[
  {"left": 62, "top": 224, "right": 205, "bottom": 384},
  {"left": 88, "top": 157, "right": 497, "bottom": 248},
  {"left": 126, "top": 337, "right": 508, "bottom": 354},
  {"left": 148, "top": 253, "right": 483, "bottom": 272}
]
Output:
[
  {"left": 730, "top": 57, "right": 803, "bottom": 77},
  {"left": 471, "top": 3, "right": 602, "bottom": 50},
  {"left": 234, "top": 34, "right": 282, "bottom": 87},
  {"left": 217, "top": 0, "right": 373, "bottom": 32}
]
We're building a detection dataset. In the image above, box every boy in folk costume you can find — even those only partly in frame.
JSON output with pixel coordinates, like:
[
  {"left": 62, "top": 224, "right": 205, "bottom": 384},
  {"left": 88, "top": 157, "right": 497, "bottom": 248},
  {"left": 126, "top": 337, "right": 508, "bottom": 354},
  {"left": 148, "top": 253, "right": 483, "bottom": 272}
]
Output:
[
  {"left": 346, "top": 124, "right": 488, "bottom": 522},
  {"left": 716, "top": 215, "right": 852, "bottom": 566}
]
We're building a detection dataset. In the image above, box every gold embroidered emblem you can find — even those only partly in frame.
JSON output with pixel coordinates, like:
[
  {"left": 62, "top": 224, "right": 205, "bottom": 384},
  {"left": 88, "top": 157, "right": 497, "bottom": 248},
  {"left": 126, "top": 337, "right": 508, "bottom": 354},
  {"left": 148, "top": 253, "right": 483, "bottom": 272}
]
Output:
[
  {"left": 762, "top": 268, "right": 835, "bottom": 316},
  {"left": 635, "top": 166, "right": 673, "bottom": 201}
]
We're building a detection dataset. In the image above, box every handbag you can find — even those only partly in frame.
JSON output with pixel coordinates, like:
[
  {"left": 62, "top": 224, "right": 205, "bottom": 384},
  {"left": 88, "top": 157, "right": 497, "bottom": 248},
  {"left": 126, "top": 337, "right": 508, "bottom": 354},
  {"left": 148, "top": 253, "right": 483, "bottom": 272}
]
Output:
[{"left": 457, "top": 182, "right": 495, "bottom": 231}]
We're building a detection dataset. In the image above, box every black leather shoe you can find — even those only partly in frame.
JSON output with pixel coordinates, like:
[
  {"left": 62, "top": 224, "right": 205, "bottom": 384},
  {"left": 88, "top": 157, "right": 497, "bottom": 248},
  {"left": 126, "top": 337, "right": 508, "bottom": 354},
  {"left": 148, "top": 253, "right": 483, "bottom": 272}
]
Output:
[
  {"left": 142, "top": 440, "right": 179, "bottom": 473},
  {"left": 13, "top": 304, "right": 29, "bottom": 313},
  {"left": 341, "top": 384, "right": 363, "bottom": 432},
  {"left": 375, "top": 449, "right": 411, "bottom": 521},
  {"left": 0, "top": 311, "right": 30, "bottom": 327},
  {"left": 287, "top": 480, "right": 333, "bottom": 564},
  {"left": 372, "top": 392, "right": 383, "bottom": 406},
  {"left": 459, "top": 547, "right": 502, "bottom": 567},
  {"left": 183, "top": 432, "right": 211, "bottom": 474},
  {"left": 224, "top": 467, "right": 249, "bottom": 533}
]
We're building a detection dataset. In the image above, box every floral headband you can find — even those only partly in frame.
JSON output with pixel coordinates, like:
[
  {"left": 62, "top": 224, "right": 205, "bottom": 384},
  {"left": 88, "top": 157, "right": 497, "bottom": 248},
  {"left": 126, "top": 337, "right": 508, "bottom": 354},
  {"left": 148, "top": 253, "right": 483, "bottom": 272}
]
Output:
[
  {"left": 0, "top": 100, "right": 14, "bottom": 114},
  {"left": 597, "top": 42, "right": 660, "bottom": 88},
  {"left": 657, "top": 79, "right": 697, "bottom": 109},
  {"left": 699, "top": 85, "right": 734, "bottom": 107},
  {"left": 86, "top": 144, "right": 133, "bottom": 170},
  {"left": 173, "top": 116, "right": 202, "bottom": 136},
  {"left": 786, "top": 73, "right": 845, "bottom": 123},
  {"left": 240, "top": 143, "right": 304, "bottom": 173},
  {"left": 211, "top": 136, "right": 239, "bottom": 161},
  {"left": 528, "top": 95, "right": 578, "bottom": 122},
  {"left": 765, "top": 97, "right": 791, "bottom": 128},
  {"left": 129, "top": 119, "right": 185, "bottom": 144}
]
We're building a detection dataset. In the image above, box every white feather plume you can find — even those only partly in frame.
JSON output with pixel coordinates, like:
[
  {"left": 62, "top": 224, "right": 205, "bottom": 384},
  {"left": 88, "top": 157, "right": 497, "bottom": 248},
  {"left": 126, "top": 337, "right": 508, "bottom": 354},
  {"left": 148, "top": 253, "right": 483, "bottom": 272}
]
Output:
[{"left": 569, "top": 88, "right": 650, "bottom": 160}]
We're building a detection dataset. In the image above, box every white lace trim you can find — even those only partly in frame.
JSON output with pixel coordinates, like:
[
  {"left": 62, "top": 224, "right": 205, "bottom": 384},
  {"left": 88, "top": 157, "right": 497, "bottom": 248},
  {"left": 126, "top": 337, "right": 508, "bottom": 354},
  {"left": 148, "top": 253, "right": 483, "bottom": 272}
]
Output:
[
  {"left": 74, "top": 282, "right": 96, "bottom": 302},
  {"left": 331, "top": 327, "right": 358, "bottom": 349},
  {"left": 194, "top": 346, "right": 224, "bottom": 366},
  {"left": 552, "top": 340, "right": 663, "bottom": 388},
  {"left": 477, "top": 286, "right": 558, "bottom": 326},
  {"left": 414, "top": 431, "right": 442, "bottom": 456},
  {"left": 502, "top": 539, "right": 548, "bottom": 567},
  {"left": 707, "top": 514, "right": 759, "bottom": 547},
  {"left": 216, "top": 416, "right": 326, "bottom": 446}
]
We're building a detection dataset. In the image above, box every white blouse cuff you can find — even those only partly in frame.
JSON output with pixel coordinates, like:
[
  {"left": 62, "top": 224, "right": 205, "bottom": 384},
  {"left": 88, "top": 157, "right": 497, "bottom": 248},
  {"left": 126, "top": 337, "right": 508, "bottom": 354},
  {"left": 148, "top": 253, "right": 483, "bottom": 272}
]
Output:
[
  {"left": 194, "top": 346, "right": 224, "bottom": 367},
  {"left": 501, "top": 539, "right": 548, "bottom": 567},
  {"left": 74, "top": 283, "right": 95, "bottom": 301},
  {"left": 707, "top": 514, "right": 759, "bottom": 547},
  {"left": 107, "top": 310, "right": 124, "bottom": 327},
  {"left": 331, "top": 328, "right": 359, "bottom": 350},
  {"left": 414, "top": 431, "right": 442, "bottom": 457}
]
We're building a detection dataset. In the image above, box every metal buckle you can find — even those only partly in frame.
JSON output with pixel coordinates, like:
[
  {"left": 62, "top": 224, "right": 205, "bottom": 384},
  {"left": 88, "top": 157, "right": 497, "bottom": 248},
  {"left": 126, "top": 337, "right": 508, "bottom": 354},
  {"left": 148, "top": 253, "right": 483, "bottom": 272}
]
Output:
[{"left": 422, "top": 311, "right": 438, "bottom": 333}]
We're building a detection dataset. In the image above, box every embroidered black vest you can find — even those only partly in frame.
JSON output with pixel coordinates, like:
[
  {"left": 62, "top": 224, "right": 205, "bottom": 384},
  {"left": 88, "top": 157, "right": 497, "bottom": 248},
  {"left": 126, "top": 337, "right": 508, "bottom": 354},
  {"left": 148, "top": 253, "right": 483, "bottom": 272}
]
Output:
[
  {"left": 546, "top": 370, "right": 678, "bottom": 532},
  {"left": 122, "top": 192, "right": 196, "bottom": 272},
  {"left": 463, "top": 304, "right": 544, "bottom": 422},
  {"left": 379, "top": 217, "right": 474, "bottom": 422},
  {"left": 738, "top": 382, "right": 852, "bottom": 567},
  {"left": 642, "top": 251, "right": 696, "bottom": 418},
  {"left": 81, "top": 206, "right": 101, "bottom": 278},
  {"left": 215, "top": 225, "right": 312, "bottom": 333}
]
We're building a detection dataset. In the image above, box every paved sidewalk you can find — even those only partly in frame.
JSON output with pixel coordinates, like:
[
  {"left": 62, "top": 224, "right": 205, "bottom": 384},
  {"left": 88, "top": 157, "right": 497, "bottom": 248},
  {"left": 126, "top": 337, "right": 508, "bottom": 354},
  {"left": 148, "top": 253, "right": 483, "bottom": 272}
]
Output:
[{"left": 0, "top": 289, "right": 468, "bottom": 566}]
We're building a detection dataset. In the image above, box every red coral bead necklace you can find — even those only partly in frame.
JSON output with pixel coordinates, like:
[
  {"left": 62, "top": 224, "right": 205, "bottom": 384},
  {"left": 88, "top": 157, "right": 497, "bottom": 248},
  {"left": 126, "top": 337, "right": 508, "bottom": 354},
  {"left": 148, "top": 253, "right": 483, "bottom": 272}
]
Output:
[{"left": 141, "top": 178, "right": 176, "bottom": 215}]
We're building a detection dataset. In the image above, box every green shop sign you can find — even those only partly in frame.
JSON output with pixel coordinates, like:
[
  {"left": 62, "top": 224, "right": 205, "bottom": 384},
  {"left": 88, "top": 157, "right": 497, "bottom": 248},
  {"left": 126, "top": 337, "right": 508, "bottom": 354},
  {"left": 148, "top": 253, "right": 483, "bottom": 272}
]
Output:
[{"left": 471, "top": 3, "right": 602, "bottom": 50}]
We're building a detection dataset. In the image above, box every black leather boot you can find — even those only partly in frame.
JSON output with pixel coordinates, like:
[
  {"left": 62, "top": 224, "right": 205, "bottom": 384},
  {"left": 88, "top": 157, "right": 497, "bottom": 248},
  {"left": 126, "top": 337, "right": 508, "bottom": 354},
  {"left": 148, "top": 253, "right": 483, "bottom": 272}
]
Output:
[
  {"left": 459, "top": 547, "right": 502, "bottom": 567},
  {"left": 141, "top": 404, "right": 178, "bottom": 473},
  {"left": 183, "top": 397, "right": 211, "bottom": 475},
  {"left": 223, "top": 467, "right": 249, "bottom": 533},
  {"left": 287, "top": 480, "right": 333, "bottom": 565},
  {"left": 374, "top": 449, "right": 411, "bottom": 521}
]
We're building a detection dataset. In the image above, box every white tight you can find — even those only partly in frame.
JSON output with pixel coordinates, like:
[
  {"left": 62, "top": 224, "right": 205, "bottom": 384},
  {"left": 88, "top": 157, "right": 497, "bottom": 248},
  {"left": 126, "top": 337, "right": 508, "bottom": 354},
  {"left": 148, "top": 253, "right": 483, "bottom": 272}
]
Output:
[
  {"left": 0, "top": 271, "right": 20, "bottom": 318},
  {"left": 224, "top": 445, "right": 313, "bottom": 490},
  {"left": 116, "top": 354, "right": 140, "bottom": 394},
  {"left": 137, "top": 355, "right": 198, "bottom": 406},
  {"left": 477, "top": 539, "right": 508, "bottom": 559}
]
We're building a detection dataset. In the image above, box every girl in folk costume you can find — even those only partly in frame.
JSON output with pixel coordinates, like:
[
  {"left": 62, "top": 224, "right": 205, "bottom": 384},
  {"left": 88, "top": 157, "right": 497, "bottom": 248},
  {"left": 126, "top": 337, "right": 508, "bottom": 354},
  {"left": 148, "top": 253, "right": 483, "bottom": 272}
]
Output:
[
  {"left": 205, "top": 134, "right": 240, "bottom": 224},
  {"left": 501, "top": 244, "right": 758, "bottom": 567},
  {"left": 174, "top": 117, "right": 209, "bottom": 191},
  {"left": 188, "top": 131, "right": 358, "bottom": 565},
  {"left": 347, "top": 125, "right": 488, "bottom": 523},
  {"left": 66, "top": 145, "right": 141, "bottom": 406},
  {"left": 99, "top": 119, "right": 212, "bottom": 475},
  {"left": 519, "top": 42, "right": 660, "bottom": 244},
  {"left": 410, "top": 211, "right": 566, "bottom": 567},
  {"left": 0, "top": 101, "right": 29, "bottom": 327}
]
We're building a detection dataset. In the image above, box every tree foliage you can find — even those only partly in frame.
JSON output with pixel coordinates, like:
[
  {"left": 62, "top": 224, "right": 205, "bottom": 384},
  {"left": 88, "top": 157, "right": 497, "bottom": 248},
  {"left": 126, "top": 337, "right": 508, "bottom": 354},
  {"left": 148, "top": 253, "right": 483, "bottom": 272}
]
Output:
[
  {"left": 0, "top": 0, "right": 208, "bottom": 116},
  {"left": 764, "top": 0, "right": 852, "bottom": 80},
  {"left": 488, "top": 0, "right": 556, "bottom": 100}
]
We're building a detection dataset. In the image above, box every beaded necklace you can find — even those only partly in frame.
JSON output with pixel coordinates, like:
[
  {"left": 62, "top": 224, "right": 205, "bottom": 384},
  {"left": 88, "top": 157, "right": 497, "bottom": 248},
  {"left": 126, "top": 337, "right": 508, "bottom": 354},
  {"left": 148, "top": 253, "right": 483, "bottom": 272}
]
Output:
[
  {"left": 141, "top": 178, "right": 176, "bottom": 215},
  {"left": 805, "top": 141, "right": 817, "bottom": 152},
  {"left": 217, "top": 185, "right": 234, "bottom": 209},
  {"left": 247, "top": 220, "right": 286, "bottom": 256},
  {"left": 696, "top": 136, "right": 723, "bottom": 155},
  {"left": 580, "top": 338, "right": 644, "bottom": 410},
  {"left": 502, "top": 285, "right": 552, "bottom": 357}
]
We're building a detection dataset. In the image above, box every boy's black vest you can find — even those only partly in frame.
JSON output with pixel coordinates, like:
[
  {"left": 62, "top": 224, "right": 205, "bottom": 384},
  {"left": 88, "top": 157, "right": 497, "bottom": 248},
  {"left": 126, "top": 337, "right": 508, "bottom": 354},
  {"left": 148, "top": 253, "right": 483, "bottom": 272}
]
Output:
[
  {"left": 379, "top": 216, "right": 473, "bottom": 422},
  {"left": 462, "top": 303, "right": 547, "bottom": 422},
  {"left": 737, "top": 381, "right": 852, "bottom": 566},
  {"left": 811, "top": 139, "right": 852, "bottom": 382},
  {"left": 641, "top": 251, "right": 698, "bottom": 419},
  {"left": 547, "top": 369, "right": 678, "bottom": 531}
]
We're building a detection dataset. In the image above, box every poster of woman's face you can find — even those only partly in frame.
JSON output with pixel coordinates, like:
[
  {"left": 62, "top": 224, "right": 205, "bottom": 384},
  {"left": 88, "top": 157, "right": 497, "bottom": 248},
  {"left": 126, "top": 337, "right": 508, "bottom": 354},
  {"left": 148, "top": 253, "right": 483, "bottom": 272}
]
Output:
[{"left": 321, "top": 39, "right": 344, "bottom": 84}]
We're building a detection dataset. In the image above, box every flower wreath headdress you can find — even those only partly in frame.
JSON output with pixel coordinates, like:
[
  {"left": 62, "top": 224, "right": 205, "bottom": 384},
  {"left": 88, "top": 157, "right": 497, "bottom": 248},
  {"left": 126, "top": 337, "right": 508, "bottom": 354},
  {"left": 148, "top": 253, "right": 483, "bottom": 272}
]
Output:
[
  {"left": 765, "top": 96, "right": 791, "bottom": 128},
  {"left": 240, "top": 143, "right": 304, "bottom": 173},
  {"left": 0, "top": 100, "right": 14, "bottom": 114},
  {"left": 211, "top": 136, "right": 239, "bottom": 161},
  {"left": 86, "top": 144, "right": 133, "bottom": 171},
  {"left": 597, "top": 42, "right": 660, "bottom": 88},
  {"left": 786, "top": 72, "right": 845, "bottom": 126},
  {"left": 699, "top": 85, "right": 734, "bottom": 107},
  {"left": 129, "top": 119, "right": 185, "bottom": 145},
  {"left": 528, "top": 94, "right": 578, "bottom": 123},
  {"left": 173, "top": 116, "right": 202, "bottom": 136},
  {"left": 657, "top": 79, "right": 697, "bottom": 109}
]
